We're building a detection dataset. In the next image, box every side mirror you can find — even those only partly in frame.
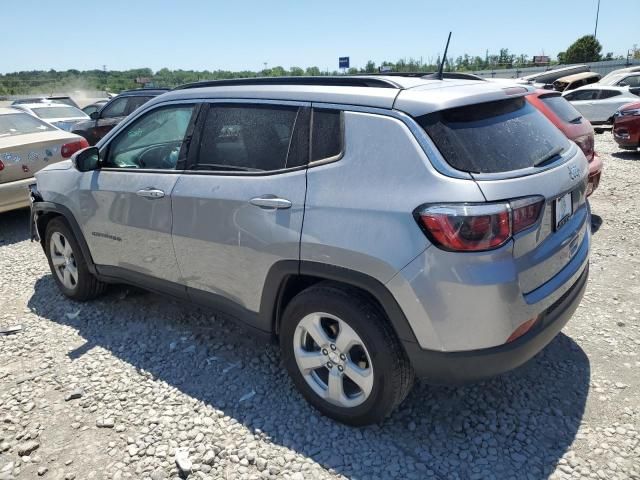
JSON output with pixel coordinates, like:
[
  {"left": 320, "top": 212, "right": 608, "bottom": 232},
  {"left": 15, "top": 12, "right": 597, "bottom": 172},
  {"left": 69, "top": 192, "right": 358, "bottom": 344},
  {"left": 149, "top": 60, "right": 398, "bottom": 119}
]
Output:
[
  {"left": 73, "top": 147, "right": 100, "bottom": 172},
  {"left": 89, "top": 111, "right": 99, "bottom": 120}
]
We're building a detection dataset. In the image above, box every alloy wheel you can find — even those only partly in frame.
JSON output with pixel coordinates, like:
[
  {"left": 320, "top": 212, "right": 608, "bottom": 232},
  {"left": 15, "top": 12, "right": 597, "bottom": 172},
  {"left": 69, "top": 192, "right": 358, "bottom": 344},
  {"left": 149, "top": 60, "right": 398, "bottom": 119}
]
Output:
[
  {"left": 293, "top": 312, "right": 374, "bottom": 408},
  {"left": 50, "top": 232, "right": 78, "bottom": 290}
]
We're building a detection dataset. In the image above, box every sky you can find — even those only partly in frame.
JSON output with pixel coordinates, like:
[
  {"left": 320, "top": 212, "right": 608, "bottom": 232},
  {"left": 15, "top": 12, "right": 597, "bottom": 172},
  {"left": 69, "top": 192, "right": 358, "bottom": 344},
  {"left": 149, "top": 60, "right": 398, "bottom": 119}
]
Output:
[{"left": 1, "top": 0, "right": 637, "bottom": 74}]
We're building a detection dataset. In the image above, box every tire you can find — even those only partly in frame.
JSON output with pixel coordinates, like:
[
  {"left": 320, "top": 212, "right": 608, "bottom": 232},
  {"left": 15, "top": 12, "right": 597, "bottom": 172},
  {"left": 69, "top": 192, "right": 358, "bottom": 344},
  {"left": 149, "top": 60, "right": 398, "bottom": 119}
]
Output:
[
  {"left": 45, "top": 217, "right": 106, "bottom": 301},
  {"left": 280, "top": 282, "right": 414, "bottom": 426}
]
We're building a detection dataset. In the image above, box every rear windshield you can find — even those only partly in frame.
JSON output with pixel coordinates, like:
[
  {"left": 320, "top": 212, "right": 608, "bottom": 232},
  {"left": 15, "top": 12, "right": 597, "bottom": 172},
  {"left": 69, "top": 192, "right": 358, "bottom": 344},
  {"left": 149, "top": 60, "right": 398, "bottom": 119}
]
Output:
[
  {"left": 32, "top": 106, "right": 85, "bottom": 119},
  {"left": 417, "top": 97, "right": 570, "bottom": 174},
  {"left": 539, "top": 94, "right": 583, "bottom": 123},
  {"left": 0, "top": 112, "right": 54, "bottom": 137}
]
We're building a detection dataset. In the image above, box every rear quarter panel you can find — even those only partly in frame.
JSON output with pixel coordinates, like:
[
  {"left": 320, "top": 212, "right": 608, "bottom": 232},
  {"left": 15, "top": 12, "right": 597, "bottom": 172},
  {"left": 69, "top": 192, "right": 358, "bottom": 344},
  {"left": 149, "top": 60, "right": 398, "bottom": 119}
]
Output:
[{"left": 301, "top": 110, "right": 485, "bottom": 283}]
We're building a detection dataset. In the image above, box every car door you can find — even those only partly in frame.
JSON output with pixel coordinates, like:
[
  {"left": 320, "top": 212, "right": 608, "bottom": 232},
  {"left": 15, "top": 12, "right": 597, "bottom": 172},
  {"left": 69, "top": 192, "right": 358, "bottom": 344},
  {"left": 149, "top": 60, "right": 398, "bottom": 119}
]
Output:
[
  {"left": 92, "top": 96, "right": 130, "bottom": 142},
  {"left": 171, "top": 100, "right": 309, "bottom": 329},
  {"left": 592, "top": 90, "right": 625, "bottom": 122},
  {"left": 76, "top": 102, "right": 199, "bottom": 288},
  {"left": 564, "top": 89, "right": 599, "bottom": 122}
]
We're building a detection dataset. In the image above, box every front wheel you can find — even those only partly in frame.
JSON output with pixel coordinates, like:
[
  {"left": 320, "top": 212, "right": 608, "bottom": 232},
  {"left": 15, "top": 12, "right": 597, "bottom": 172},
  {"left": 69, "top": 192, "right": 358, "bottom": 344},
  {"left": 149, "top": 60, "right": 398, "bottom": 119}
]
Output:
[
  {"left": 280, "top": 282, "right": 414, "bottom": 425},
  {"left": 45, "top": 217, "right": 106, "bottom": 301}
]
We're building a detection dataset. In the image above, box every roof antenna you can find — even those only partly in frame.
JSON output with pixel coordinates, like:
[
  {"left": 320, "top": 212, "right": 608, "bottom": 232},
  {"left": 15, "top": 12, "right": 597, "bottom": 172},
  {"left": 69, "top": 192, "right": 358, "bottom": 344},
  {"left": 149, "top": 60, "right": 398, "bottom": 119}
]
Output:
[{"left": 437, "top": 32, "right": 452, "bottom": 80}]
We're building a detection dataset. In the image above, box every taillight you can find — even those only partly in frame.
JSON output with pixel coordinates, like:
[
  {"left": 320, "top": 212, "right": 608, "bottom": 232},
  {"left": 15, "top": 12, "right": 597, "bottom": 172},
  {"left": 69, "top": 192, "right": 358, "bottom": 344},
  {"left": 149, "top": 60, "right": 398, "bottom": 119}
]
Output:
[
  {"left": 511, "top": 196, "right": 545, "bottom": 234},
  {"left": 0, "top": 159, "right": 4, "bottom": 171},
  {"left": 61, "top": 138, "right": 89, "bottom": 158},
  {"left": 573, "top": 134, "right": 594, "bottom": 162},
  {"left": 416, "top": 196, "right": 545, "bottom": 252}
]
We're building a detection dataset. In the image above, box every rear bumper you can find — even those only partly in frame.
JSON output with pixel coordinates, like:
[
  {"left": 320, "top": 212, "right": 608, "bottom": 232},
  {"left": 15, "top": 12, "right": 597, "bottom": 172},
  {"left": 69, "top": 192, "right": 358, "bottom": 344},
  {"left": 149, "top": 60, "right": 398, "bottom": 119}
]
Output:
[
  {"left": 0, "top": 177, "right": 34, "bottom": 214},
  {"left": 403, "top": 264, "right": 588, "bottom": 384}
]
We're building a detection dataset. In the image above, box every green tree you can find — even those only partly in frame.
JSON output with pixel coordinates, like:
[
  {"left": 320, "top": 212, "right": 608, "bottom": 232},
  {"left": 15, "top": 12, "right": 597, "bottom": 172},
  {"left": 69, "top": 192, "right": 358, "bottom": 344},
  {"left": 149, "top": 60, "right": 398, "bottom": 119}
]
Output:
[
  {"left": 289, "top": 66, "right": 304, "bottom": 76},
  {"left": 305, "top": 66, "right": 321, "bottom": 76},
  {"left": 562, "top": 35, "right": 602, "bottom": 63},
  {"left": 364, "top": 60, "right": 376, "bottom": 73}
]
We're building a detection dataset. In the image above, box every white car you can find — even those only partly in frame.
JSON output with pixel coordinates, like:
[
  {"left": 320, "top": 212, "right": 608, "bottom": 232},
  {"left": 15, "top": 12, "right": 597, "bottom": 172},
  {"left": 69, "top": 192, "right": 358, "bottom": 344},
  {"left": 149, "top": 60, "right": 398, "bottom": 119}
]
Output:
[
  {"left": 12, "top": 103, "right": 89, "bottom": 132},
  {"left": 598, "top": 72, "right": 640, "bottom": 88},
  {"left": 600, "top": 66, "right": 640, "bottom": 84},
  {"left": 562, "top": 85, "right": 640, "bottom": 124}
]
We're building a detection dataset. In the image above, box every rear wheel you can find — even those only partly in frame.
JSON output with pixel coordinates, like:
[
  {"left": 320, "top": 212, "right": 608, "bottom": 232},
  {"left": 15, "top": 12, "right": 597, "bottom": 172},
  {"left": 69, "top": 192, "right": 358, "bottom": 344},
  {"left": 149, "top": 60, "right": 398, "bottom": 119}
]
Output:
[
  {"left": 45, "top": 217, "right": 106, "bottom": 301},
  {"left": 280, "top": 282, "right": 414, "bottom": 425}
]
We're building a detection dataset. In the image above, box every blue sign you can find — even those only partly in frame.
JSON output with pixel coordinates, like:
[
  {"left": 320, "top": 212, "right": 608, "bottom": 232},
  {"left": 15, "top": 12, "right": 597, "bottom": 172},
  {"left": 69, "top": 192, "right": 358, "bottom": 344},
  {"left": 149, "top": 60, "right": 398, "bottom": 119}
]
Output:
[{"left": 339, "top": 57, "right": 350, "bottom": 69}]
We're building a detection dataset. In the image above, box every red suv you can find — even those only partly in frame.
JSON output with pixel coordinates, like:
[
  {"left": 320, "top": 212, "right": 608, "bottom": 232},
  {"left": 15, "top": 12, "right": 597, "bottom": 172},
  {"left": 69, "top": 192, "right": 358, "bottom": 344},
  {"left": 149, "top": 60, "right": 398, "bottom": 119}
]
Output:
[
  {"left": 527, "top": 90, "right": 603, "bottom": 196},
  {"left": 613, "top": 101, "right": 640, "bottom": 150}
]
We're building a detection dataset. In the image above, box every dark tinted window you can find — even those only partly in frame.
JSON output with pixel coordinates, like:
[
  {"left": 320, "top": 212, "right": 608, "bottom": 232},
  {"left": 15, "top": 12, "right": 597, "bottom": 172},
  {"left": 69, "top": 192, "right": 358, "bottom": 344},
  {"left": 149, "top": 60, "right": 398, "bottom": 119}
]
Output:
[
  {"left": 620, "top": 76, "right": 640, "bottom": 88},
  {"left": 197, "top": 104, "right": 299, "bottom": 171},
  {"left": 598, "top": 90, "right": 622, "bottom": 99},
  {"left": 417, "top": 97, "right": 570, "bottom": 174},
  {"left": 101, "top": 97, "right": 128, "bottom": 118},
  {"left": 565, "top": 90, "right": 598, "bottom": 101},
  {"left": 312, "top": 109, "right": 342, "bottom": 161},
  {"left": 539, "top": 94, "right": 583, "bottom": 123},
  {"left": 126, "top": 96, "right": 154, "bottom": 114}
]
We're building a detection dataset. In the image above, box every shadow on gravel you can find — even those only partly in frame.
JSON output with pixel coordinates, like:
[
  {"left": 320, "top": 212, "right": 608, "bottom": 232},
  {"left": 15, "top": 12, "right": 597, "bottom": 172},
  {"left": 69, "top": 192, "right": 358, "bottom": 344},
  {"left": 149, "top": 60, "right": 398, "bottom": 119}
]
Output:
[
  {"left": 611, "top": 150, "right": 640, "bottom": 161},
  {"left": 29, "top": 275, "right": 590, "bottom": 479},
  {"left": 0, "top": 208, "right": 31, "bottom": 247},
  {"left": 591, "top": 214, "right": 603, "bottom": 234}
]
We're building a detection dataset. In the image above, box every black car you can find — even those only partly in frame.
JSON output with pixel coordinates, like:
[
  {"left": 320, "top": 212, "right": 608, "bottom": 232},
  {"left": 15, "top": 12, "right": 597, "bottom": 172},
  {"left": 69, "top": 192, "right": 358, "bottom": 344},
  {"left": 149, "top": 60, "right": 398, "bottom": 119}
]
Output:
[{"left": 72, "top": 88, "right": 168, "bottom": 145}]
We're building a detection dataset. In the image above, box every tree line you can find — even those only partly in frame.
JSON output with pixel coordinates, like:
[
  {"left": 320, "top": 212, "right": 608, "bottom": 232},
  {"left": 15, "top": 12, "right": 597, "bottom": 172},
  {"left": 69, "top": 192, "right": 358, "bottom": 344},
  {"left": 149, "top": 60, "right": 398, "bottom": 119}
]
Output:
[{"left": 1, "top": 36, "right": 637, "bottom": 96}]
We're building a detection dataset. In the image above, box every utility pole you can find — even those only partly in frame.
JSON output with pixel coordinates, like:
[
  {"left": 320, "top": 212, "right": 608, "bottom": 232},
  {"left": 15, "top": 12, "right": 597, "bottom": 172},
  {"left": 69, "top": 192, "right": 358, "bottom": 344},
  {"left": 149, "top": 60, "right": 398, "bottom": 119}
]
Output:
[{"left": 594, "top": 0, "right": 600, "bottom": 39}]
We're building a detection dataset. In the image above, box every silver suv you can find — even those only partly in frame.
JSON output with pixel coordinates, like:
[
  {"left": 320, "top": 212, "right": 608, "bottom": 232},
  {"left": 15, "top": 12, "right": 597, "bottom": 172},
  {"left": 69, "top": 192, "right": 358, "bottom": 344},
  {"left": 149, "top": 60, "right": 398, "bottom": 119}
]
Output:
[{"left": 30, "top": 76, "right": 591, "bottom": 425}]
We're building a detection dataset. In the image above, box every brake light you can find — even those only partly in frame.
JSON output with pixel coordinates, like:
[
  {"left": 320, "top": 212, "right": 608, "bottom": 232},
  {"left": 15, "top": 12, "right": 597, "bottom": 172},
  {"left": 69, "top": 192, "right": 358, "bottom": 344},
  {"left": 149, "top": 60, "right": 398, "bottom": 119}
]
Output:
[
  {"left": 573, "top": 134, "right": 594, "bottom": 162},
  {"left": 418, "top": 204, "right": 511, "bottom": 251},
  {"left": 0, "top": 159, "right": 4, "bottom": 171},
  {"left": 416, "top": 196, "right": 545, "bottom": 252},
  {"left": 511, "top": 197, "right": 545, "bottom": 234},
  {"left": 61, "top": 138, "right": 89, "bottom": 158}
]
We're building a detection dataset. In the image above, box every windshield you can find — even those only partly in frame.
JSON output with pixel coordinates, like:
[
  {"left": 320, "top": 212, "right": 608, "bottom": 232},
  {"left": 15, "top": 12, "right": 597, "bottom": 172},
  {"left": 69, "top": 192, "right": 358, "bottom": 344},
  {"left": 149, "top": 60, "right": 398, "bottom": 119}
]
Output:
[
  {"left": 417, "top": 97, "right": 570, "bottom": 174},
  {"left": 0, "top": 112, "right": 54, "bottom": 137},
  {"left": 539, "top": 94, "right": 583, "bottom": 123},
  {"left": 32, "top": 105, "right": 86, "bottom": 119}
]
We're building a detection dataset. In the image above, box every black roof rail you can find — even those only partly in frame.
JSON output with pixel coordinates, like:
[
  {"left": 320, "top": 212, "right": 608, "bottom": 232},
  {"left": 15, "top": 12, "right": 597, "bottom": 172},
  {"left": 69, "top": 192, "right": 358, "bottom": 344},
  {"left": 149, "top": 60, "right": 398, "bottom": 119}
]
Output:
[
  {"left": 369, "top": 72, "right": 486, "bottom": 81},
  {"left": 118, "top": 87, "right": 170, "bottom": 94},
  {"left": 172, "top": 76, "right": 402, "bottom": 91}
]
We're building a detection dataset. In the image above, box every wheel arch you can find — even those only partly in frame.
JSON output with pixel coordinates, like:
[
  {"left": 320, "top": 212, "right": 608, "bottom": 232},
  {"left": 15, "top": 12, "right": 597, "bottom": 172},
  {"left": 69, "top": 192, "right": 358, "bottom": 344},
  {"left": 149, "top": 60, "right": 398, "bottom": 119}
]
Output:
[
  {"left": 261, "top": 260, "right": 420, "bottom": 346},
  {"left": 33, "top": 201, "right": 98, "bottom": 275}
]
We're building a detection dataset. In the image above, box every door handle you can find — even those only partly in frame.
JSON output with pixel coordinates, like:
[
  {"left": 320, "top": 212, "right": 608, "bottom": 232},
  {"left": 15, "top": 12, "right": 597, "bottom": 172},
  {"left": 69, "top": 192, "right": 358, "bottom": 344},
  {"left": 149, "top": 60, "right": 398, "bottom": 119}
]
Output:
[
  {"left": 249, "top": 196, "right": 292, "bottom": 209},
  {"left": 136, "top": 188, "right": 165, "bottom": 199}
]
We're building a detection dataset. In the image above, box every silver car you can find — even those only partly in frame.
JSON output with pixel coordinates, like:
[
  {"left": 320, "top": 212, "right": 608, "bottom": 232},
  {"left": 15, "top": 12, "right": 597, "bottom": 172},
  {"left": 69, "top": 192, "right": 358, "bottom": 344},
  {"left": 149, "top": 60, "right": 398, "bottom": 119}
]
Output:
[
  {"left": 12, "top": 103, "right": 90, "bottom": 132},
  {"left": 30, "top": 76, "right": 590, "bottom": 425}
]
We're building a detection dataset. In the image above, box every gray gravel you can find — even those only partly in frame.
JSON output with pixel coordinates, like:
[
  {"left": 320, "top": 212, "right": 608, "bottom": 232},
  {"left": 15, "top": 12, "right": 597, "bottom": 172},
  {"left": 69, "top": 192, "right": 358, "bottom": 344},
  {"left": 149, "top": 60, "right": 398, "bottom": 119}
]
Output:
[{"left": 1, "top": 132, "right": 639, "bottom": 479}]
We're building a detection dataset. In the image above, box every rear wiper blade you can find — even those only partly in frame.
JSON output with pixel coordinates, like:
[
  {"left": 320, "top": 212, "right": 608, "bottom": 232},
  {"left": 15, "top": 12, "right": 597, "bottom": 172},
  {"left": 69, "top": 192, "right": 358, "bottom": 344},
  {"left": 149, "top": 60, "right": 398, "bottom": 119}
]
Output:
[
  {"left": 534, "top": 146, "right": 564, "bottom": 167},
  {"left": 569, "top": 116, "right": 582, "bottom": 124}
]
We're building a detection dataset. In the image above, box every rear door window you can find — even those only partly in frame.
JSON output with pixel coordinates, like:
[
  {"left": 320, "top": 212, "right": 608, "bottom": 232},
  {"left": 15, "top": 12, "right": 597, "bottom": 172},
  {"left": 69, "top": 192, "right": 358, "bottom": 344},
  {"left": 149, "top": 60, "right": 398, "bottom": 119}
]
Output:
[
  {"left": 126, "top": 96, "right": 154, "bottom": 114},
  {"left": 565, "top": 90, "right": 598, "bottom": 101},
  {"left": 598, "top": 90, "right": 622, "bottom": 99},
  {"left": 195, "top": 104, "right": 306, "bottom": 172},
  {"left": 311, "top": 109, "right": 343, "bottom": 161},
  {"left": 416, "top": 97, "right": 570, "bottom": 174},
  {"left": 538, "top": 94, "right": 583, "bottom": 123}
]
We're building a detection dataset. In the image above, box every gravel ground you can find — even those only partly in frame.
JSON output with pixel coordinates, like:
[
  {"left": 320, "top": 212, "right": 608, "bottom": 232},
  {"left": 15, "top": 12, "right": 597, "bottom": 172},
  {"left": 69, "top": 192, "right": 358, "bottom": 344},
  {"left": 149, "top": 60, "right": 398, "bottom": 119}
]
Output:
[{"left": 1, "top": 132, "right": 639, "bottom": 480}]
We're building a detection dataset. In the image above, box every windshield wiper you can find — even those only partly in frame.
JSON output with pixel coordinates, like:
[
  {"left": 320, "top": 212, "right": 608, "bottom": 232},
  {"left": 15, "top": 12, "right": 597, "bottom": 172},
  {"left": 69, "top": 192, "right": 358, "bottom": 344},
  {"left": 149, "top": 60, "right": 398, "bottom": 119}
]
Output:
[
  {"left": 534, "top": 146, "right": 564, "bottom": 167},
  {"left": 569, "top": 116, "right": 582, "bottom": 124}
]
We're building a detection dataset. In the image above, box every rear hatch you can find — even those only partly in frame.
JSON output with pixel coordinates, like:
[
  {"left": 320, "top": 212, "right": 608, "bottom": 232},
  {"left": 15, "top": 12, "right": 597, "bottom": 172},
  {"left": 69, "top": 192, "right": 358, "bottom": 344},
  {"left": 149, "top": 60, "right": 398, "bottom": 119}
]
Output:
[
  {"left": 0, "top": 112, "right": 84, "bottom": 184},
  {"left": 414, "top": 95, "right": 589, "bottom": 295}
]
